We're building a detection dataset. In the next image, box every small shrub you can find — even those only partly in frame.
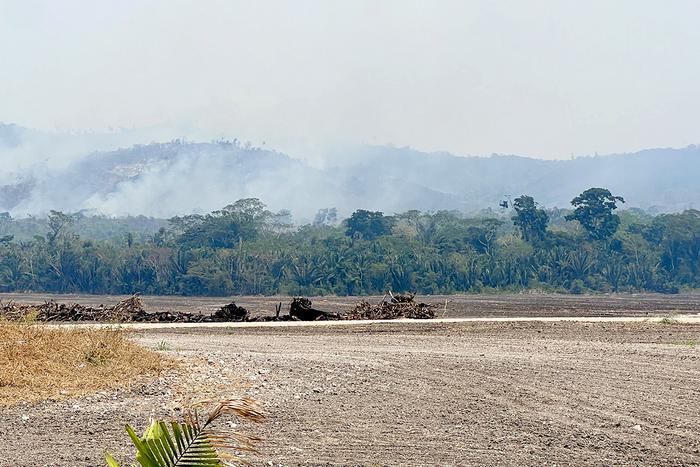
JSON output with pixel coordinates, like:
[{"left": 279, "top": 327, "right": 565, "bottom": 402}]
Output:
[
  {"left": 569, "top": 279, "right": 586, "bottom": 294},
  {"left": 672, "top": 340, "right": 697, "bottom": 348},
  {"left": 154, "top": 340, "right": 171, "bottom": 351}
]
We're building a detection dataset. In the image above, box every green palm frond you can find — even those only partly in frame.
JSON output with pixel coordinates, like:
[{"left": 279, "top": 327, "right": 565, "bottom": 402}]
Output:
[{"left": 107, "top": 398, "right": 263, "bottom": 467}]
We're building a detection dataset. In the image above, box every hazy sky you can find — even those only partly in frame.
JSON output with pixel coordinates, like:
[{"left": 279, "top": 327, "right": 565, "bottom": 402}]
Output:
[{"left": 1, "top": 0, "right": 699, "bottom": 160}]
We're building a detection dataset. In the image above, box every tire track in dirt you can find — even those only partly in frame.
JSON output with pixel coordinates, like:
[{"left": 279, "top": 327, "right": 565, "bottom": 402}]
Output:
[{"left": 355, "top": 344, "right": 696, "bottom": 465}]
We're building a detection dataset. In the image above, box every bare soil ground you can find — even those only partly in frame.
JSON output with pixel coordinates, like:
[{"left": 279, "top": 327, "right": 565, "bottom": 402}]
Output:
[
  {"left": 2, "top": 291, "right": 700, "bottom": 319},
  {"left": 1, "top": 315, "right": 699, "bottom": 466}
]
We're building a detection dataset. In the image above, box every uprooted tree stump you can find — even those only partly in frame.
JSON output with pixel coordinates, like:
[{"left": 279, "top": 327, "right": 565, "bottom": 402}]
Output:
[
  {"left": 210, "top": 302, "right": 249, "bottom": 322},
  {"left": 289, "top": 297, "right": 340, "bottom": 321}
]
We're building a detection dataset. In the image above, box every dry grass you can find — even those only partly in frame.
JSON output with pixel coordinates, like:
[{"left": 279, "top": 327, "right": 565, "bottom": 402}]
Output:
[{"left": 0, "top": 323, "right": 173, "bottom": 406}]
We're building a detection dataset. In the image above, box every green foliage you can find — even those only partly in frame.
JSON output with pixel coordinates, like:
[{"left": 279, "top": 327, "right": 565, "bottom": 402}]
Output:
[
  {"left": 107, "top": 399, "right": 263, "bottom": 467},
  {"left": 672, "top": 339, "right": 697, "bottom": 348},
  {"left": 155, "top": 340, "right": 171, "bottom": 352},
  {"left": 345, "top": 210, "right": 392, "bottom": 240},
  {"left": 172, "top": 198, "right": 273, "bottom": 248},
  {"left": 511, "top": 195, "right": 549, "bottom": 242},
  {"left": 565, "top": 188, "right": 625, "bottom": 240},
  {"left": 569, "top": 279, "right": 586, "bottom": 294},
  {"left": 0, "top": 195, "right": 697, "bottom": 296}
]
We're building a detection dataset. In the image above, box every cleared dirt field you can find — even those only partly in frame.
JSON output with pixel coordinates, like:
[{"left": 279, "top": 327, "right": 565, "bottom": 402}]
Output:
[
  {"left": 1, "top": 316, "right": 699, "bottom": 466},
  {"left": 2, "top": 291, "right": 700, "bottom": 318}
]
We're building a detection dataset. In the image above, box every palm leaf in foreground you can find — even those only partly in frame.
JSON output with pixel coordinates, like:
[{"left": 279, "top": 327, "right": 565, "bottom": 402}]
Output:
[{"left": 107, "top": 398, "right": 264, "bottom": 467}]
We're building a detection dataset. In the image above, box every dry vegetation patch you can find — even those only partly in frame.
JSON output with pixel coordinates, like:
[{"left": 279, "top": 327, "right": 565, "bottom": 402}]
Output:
[{"left": 0, "top": 323, "right": 173, "bottom": 406}]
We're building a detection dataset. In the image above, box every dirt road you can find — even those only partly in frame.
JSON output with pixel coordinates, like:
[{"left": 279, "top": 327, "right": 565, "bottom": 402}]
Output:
[
  {"left": 2, "top": 319, "right": 699, "bottom": 466},
  {"left": 50, "top": 314, "right": 700, "bottom": 331}
]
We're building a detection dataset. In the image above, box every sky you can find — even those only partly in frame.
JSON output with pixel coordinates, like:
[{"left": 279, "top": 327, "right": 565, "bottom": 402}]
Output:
[{"left": 1, "top": 0, "right": 699, "bottom": 160}]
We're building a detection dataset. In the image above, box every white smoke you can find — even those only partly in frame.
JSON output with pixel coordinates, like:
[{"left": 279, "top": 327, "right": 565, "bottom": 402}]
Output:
[{"left": 1, "top": 123, "right": 698, "bottom": 219}]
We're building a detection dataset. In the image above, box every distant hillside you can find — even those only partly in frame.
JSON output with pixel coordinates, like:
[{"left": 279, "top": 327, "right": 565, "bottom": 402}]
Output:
[
  {"left": 0, "top": 123, "right": 698, "bottom": 219},
  {"left": 329, "top": 145, "right": 700, "bottom": 214}
]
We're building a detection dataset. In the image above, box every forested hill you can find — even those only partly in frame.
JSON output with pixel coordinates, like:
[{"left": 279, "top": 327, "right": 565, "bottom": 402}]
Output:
[
  {"left": 0, "top": 123, "right": 698, "bottom": 218},
  {"left": 329, "top": 145, "right": 700, "bottom": 215}
]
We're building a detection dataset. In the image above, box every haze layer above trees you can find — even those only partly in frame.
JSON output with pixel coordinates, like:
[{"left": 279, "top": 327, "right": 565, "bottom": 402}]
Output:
[{"left": 1, "top": 123, "right": 698, "bottom": 219}]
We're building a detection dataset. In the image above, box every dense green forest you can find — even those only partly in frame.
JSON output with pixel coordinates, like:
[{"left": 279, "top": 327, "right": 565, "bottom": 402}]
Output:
[{"left": 0, "top": 188, "right": 698, "bottom": 296}]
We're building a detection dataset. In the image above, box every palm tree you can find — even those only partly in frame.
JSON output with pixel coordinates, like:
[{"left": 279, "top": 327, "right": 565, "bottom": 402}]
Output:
[{"left": 107, "top": 399, "right": 263, "bottom": 467}]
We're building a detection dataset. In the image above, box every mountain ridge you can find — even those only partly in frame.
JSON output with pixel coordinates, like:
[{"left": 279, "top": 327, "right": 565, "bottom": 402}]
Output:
[{"left": 0, "top": 123, "right": 698, "bottom": 219}]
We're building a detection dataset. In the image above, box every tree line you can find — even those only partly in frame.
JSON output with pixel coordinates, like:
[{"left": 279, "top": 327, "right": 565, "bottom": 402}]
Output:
[{"left": 0, "top": 189, "right": 698, "bottom": 296}]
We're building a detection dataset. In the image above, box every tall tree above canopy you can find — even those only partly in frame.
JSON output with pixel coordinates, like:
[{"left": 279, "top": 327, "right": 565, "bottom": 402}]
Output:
[
  {"left": 565, "top": 188, "right": 625, "bottom": 241},
  {"left": 345, "top": 210, "right": 392, "bottom": 240},
  {"left": 511, "top": 195, "right": 549, "bottom": 242},
  {"left": 47, "top": 210, "right": 77, "bottom": 244},
  {"left": 175, "top": 198, "right": 272, "bottom": 248}
]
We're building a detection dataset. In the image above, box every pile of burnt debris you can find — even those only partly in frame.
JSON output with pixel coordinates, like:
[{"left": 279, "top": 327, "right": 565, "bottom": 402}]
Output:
[
  {"left": 216, "top": 298, "right": 341, "bottom": 323},
  {"left": 0, "top": 292, "right": 437, "bottom": 323},
  {"left": 246, "top": 293, "right": 436, "bottom": 322}
]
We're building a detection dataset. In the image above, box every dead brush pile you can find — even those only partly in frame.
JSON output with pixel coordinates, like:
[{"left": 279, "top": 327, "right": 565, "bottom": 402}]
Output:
[
  {"left": 0, "top": 296, "right": 238, "bottom": 323},
  {"left": 0, "top": 295, "right": 149, "bottom": 322},
  {"left": 0, "top": 323, "right": 172, "bottom": 406},
  {"left": 344, "top": 292, "right": 436, "bottom": 320}
]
